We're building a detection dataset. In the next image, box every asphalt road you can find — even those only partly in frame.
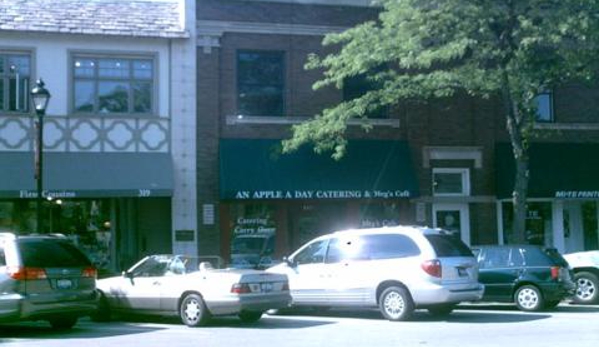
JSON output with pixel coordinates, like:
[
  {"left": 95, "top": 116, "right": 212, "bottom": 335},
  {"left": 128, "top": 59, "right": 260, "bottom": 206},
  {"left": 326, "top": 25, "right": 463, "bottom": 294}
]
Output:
[{"left": 1, "top": 303, "right": 598, "bottom": 347}]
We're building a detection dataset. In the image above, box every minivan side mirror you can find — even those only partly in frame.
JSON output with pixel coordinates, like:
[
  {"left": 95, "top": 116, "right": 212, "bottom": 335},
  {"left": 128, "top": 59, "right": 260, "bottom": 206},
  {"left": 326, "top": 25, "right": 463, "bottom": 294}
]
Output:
[{"left": 283, "top": 256, "right": 296, "bottom": 268}]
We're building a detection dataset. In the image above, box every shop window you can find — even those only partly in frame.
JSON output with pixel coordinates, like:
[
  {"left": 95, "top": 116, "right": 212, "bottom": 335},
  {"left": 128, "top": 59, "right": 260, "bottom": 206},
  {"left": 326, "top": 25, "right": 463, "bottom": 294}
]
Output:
[
  {"left": 534, "top": 90, "right": 553, "bottom": 122},
  {"left": 0, "top": 52, "right": 31, "bottom": 113},
  {"left": 237, "top": 50, "right": 285, "bottom": 117},
  {"left": 359, "top": 203, "right": 400, "bottom": 228},
  {"left": 501, "top": 201, "right": 553, "bottom": 246},
  {"left": 433, "top": 168, "right": 470, "bottom": 196},
  {"left": 229, "top": 203, "right": 277, "bottom": 269},
  {"left": 72, "top": 54, "right": 155, "bottom": 115}
]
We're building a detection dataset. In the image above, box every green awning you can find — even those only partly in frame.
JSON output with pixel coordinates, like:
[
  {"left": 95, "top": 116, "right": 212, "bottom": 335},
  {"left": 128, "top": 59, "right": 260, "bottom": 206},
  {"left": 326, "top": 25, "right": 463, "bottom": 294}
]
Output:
[
  {"left": 0, "top": 152, "right": 173, "bottom": 198},
  {"left": 496, "top": 142, "right": 599, "bottom": 199},
  {"left": 219, "top": 139, "right": 419, "bottom": 200}
]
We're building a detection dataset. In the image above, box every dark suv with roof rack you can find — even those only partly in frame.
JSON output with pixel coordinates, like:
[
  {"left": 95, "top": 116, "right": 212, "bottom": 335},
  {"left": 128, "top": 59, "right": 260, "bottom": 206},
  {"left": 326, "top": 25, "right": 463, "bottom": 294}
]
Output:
[
  {"left": 0, "top": 233, "right": 98, "bottom": 329},
  {"left": 472, "top": 244, "right": 576, "bottom": 311}
]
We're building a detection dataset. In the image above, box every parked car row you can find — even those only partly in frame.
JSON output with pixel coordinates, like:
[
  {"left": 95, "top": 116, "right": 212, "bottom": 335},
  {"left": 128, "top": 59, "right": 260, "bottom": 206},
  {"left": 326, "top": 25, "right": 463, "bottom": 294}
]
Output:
[{"left": 1, "top": 228, "right": 597, "bottom": 330}]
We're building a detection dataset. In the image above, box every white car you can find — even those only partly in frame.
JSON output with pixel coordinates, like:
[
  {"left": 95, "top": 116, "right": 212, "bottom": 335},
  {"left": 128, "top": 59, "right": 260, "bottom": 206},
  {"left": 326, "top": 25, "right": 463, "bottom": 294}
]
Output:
[
  {"left": 267, "top": 226, "right": 484, "bottom": 321},
  {"left": 94, "top": 254, "right": 291, "bottom": 326},
  {"left": 563, "top": 251, "right": 599, "bottom": 304}
]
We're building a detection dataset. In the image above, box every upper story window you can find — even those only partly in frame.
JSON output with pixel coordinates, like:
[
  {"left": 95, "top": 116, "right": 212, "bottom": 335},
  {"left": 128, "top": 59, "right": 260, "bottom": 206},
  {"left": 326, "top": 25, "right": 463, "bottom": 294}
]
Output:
[
  {"left": 72, "top": 55, "right": 155, "bottom": 115},
  {"left": 237, "top": 50, "right": 285, "bottom": 117},
  {"left": 0, "top": 52, "right": 31, "bottom": 113},
  {"left": 432, "top": 168, "right": 470, "bottom": 196},
  {"left": 343, "top": 68, "right": 388, "bottom": 119},
  {"left": 534, "top": 90, "right": 553, "bottom": 122}
]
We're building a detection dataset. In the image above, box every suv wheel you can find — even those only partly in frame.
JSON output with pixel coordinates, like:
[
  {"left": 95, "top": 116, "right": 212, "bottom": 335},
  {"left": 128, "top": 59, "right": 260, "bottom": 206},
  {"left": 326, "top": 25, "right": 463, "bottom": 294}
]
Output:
[
  {"left": 514, "top": 285, "right": 544, "bottom": 312},
  {"left": 180, "top": 293, "right": 211, "bottom": 327},
  {"left": 572, "top": 271, "right": 599, "bottom": 305},
  {"left": 378, "top": 286, "right": 414, "bottom": 321},
  {"left": 49, "top": 316, "right": 78, "bottom": 330}
]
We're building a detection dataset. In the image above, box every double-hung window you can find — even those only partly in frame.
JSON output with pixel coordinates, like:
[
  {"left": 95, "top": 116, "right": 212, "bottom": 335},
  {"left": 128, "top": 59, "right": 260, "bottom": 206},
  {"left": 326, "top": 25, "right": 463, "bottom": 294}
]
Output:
[
  {"left": 72, "top": 55, "right": 154, "bottom": 115},
  {"left": 237, "top": 50, "right": 285, "bottom": 117},
  {"left": 0, "top": 52, "right": 31, "bottom": 113}
]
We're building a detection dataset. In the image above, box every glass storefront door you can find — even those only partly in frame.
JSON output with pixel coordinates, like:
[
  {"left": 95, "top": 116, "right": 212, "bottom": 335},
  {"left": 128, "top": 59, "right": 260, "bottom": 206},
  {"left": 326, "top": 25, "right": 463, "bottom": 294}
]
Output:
[{"left": 433, "top": 203, "right": 471, "bottom": 245}]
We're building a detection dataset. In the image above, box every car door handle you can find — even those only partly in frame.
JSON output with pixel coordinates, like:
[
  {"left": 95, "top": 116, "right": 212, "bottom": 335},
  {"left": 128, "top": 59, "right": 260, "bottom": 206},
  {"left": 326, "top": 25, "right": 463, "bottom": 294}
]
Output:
[{"left": 152, "top": 281, "right": 161, "bottom": 286}]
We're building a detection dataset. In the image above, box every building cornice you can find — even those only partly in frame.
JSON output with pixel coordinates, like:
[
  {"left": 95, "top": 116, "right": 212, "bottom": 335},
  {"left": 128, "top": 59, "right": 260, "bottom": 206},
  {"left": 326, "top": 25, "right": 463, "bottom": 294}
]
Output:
[{"left": 197, "top": 19, "right": 346, "bottom": 38}]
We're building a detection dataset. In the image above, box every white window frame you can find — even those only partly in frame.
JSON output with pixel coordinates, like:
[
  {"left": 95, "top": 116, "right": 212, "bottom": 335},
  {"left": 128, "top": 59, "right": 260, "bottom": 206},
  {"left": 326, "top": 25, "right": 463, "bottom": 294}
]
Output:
[{"left": 432, "top": 168, "right": 470, "bottom": 197}]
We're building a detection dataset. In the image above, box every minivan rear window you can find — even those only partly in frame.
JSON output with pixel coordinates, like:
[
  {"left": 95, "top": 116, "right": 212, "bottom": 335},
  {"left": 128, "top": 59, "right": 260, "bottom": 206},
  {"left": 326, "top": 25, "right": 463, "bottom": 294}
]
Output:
[
  {"left": 18, "top": 239, "right": 92, "bottom": 268},
  {"left": 425, "top": 234, "right": 473, "bottom": 257}
]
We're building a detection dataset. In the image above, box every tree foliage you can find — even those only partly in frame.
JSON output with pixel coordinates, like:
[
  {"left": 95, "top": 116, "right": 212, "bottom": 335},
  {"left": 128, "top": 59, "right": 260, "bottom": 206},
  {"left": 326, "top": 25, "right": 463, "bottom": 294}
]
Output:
[{"left": 283, "top": 0, "right": 599, "bottom": 241}]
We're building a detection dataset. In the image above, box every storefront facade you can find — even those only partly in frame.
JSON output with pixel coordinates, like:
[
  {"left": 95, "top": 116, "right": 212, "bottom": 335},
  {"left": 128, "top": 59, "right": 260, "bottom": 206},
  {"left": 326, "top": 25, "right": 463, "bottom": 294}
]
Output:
[
  {"left": 218, "top": 138, "right": 419, "bottom": 264},
  {"left": 0, "top": 0, "right": 197, "bottom": 273},
  {"left": 496, "top": 143, "right": 599, "bottom": 253}
]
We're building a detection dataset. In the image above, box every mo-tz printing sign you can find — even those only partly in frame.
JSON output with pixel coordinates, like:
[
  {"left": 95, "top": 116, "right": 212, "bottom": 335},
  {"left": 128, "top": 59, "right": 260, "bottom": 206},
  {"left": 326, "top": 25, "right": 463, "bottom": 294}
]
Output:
[{"left": 234, "top": 189, "right": 412, "bottom": 200}]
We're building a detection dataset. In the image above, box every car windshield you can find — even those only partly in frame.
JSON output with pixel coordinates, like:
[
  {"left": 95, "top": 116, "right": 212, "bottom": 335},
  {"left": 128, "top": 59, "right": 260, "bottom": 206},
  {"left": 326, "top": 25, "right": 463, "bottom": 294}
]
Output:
[
  {"left": 425, "top": 234, "right": 474, "bottom": 257},
  {"left": 544, "top": 248, "right": 569, "bottom": 267},
  {"left": 19, "top": 239, "right": 92, "bottom": 268}
]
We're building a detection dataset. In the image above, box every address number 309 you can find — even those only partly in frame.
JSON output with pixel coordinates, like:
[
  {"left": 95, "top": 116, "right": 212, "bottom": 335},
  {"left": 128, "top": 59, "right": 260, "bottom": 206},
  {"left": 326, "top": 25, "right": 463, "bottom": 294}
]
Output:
[{"left": 138, "top": 189, "right": 152, "bottom": 197}]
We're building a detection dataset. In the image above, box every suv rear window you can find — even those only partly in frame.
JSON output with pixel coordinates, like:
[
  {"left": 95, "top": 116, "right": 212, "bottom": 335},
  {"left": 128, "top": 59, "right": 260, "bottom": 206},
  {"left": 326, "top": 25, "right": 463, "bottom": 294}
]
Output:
[
  {"left": 18, "top": 239, "right": 92, "bottom": 268},
  {"left": 425, "top": 234, "right": 473, "bottom": 257}
]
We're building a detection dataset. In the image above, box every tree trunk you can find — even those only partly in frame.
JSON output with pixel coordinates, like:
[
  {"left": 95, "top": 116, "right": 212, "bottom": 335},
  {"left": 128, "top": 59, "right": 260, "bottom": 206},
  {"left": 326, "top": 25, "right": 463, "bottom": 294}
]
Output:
[{"left": 501, "top": 71, "right": 530, "bottom": 244}]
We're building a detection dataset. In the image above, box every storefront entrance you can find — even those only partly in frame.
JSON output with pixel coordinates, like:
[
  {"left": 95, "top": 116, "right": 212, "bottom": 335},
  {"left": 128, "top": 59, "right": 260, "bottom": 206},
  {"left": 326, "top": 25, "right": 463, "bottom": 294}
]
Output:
[{"left": 433, "top": 203, "right": 471, "bottom": 245}]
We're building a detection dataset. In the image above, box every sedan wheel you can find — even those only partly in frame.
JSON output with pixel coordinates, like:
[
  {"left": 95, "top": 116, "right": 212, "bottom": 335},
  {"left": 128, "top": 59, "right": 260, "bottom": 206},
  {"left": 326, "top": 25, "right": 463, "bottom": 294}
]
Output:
[
  {"left": 180, "top": 293, "right": 210, "bottom": 327},
  {"left": 572, "top": 272, "right": 599, "bottom": 305},
  {"left": 378, "top": 286, "right": 414, "bottom": 321},
  {"left": 515, "top": 285, "right": 544, "bottom": 312},
  {"left": 49, "top": 316, "right": 78, "bottom": 330}
]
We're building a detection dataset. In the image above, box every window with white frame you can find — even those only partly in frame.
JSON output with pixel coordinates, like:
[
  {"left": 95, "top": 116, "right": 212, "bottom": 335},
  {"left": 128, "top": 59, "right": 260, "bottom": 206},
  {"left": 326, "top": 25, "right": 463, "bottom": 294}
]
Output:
[
  {"left": 432, "top": 168, "right": 470, "bottom": 196},
  {"left": 72, "top": 55, "right": 155, "bottom": 115},
  {"left": 0, "top": 52, "right": 31, "bottom": 113}
]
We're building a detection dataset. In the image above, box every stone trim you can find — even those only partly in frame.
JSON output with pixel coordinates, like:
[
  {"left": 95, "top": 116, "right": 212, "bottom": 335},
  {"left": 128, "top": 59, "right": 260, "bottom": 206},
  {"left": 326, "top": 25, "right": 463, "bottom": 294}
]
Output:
[{"left": 423, "top": 146, "right": 483, "bottom": 168}]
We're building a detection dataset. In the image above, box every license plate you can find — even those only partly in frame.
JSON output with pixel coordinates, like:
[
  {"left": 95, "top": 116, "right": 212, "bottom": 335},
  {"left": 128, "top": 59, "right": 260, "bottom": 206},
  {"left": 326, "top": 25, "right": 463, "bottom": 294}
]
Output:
[
  {"left": 260, "top": 283, "right": 273, "bottom": 293},
  {"left": 457, "top": 268, "right": 468, "bottom": 277},
  {"left": 56, "top": 279, "right": 73, "bottom": 289}
]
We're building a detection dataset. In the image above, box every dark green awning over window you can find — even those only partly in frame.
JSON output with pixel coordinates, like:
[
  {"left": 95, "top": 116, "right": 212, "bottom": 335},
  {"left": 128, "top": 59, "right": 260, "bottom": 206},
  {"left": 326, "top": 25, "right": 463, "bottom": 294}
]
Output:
[
  {"left": 219, "top": 139, "right": 419, "bottom": 200},
  {"left": 496, "top": 142, "right": 599, "bottom": 199},
  {"left": 0, "top": 152, "right": 173, "bottom": 198}
]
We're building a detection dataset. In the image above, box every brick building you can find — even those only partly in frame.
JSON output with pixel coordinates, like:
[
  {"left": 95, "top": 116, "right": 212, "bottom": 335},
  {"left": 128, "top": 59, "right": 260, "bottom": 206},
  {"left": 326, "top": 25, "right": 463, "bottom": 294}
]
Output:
[{"left": 196, "top": 0, "right": 599, "bottom": 267}]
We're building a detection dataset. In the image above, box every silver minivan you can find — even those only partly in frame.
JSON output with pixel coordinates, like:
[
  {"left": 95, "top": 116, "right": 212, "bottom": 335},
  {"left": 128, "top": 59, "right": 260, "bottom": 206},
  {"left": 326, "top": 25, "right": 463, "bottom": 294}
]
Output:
[
  {"left": 0, "top": 233, "right": 98, "bottom": 329},
  {"left": 267, "top": 226, "right": 484, "bottom": 321}
]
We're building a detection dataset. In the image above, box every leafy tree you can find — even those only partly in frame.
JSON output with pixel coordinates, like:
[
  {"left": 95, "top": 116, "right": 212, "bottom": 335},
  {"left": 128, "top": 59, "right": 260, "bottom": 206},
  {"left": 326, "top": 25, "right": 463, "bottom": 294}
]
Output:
[{"left": 283, "top": 0, "right": 599, "bottom": 242}]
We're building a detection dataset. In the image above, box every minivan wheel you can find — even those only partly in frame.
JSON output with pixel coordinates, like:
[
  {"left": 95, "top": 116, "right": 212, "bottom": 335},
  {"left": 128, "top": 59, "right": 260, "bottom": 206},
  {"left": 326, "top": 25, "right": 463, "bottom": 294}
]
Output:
[
  {"left": 90, "top": 292, "right": 111, "bottom": 322},
  {"left": 572, "top": 271, "right": 599, "bottom": 305},
  {"left": 180, "top": 293, "right": 211, "bottom": 327},
  {"left": 378, "top": 286, "right": 414, "bottom": 321},
  {"left": 49, "top": 316, "right": 78, "bottom": 330},
  {"left": 514, "top": 285, "right": 544, "bottom": 312}
]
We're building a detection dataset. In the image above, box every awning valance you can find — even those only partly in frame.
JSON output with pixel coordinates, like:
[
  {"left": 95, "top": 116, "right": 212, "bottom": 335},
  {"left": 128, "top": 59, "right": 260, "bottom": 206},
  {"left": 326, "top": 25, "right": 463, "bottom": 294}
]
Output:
[
  {"left": 219, "top": 139, "right": 419, "bottom": 200},
  {"left": 496, "top": 142, "right": 599, "bottom": 199},
  {"left": 0, "top": 152, "right": 173, "bottom": 198}
]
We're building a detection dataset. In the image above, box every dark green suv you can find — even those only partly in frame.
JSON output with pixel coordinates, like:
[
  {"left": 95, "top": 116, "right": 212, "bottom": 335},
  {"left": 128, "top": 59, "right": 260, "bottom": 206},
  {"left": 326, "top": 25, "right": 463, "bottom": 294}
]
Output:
[
  {"left": 472, "top": 245, "right": 576, "bottom": 311},
  {"left": 0, "top": 233, "right": 98, "bottom": 329}
]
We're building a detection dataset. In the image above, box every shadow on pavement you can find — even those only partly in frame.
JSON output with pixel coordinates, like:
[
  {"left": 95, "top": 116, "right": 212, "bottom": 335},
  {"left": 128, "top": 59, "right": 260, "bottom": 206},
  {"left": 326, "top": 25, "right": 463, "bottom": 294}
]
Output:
[
  {"left": 0, "top": 319, "right": 165, "bottom": 340},
  {"left": 270, "top": 306, "right": 552, "bottom": 324}
]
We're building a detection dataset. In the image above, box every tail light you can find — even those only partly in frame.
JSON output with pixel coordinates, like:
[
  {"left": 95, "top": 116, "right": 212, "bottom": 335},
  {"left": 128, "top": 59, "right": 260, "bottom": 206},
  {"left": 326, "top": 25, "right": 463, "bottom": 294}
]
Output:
[
  {"left": 82, "top": 267, "right": 98, "bottom": 279},
  {"left": 231, "top": 283, "right": 251, "bottom": 294},
  {"left": 550, "top": 266, "right": 560, "bottom": 280},
  {"left": 421, "top": 259, "right": 442, "bottom": 278},
  {"left": 7, "top": 266, "right": 48, "bottom": 280}
]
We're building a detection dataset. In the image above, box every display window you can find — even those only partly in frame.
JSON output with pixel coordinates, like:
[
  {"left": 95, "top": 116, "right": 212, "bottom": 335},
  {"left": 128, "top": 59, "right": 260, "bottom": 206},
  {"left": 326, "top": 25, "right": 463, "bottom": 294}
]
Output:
[{"left": 228, "top": 203, "right": 277, "bottom": 269}]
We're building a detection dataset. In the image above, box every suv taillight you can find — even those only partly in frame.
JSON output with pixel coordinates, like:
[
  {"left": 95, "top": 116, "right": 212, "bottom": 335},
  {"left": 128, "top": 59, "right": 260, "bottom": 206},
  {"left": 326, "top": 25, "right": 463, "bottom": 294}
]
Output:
[
  {"left": 82, "top": 267, "right": 98, "bottom": 279},
  {"left": 550, "top": 266, "right": 560, "bottom": 280},
  {"left": 7, "top": 266, "right": 48, "bottom": 280},
  {"left": 421, "top": 259, "right": 442, "bottom": 278}
]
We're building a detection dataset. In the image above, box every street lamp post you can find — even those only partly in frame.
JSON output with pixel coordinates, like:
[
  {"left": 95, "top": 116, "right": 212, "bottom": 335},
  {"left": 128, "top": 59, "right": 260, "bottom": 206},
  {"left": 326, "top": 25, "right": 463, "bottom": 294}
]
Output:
[{"left": 30, "top": 79, "right": 51, "bottom": 234}]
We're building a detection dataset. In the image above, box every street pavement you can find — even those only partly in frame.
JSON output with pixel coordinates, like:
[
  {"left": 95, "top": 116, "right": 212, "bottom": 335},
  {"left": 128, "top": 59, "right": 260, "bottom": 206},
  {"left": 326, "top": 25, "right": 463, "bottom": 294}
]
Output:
[{"left": 1, "top": 303, "right": 598, "bottom": 347}]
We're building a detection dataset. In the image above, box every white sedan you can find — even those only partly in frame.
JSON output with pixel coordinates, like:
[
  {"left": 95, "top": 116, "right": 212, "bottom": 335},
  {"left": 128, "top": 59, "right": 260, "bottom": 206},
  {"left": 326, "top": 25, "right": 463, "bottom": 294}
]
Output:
[
  {"left": 93, "top": 254, "right": 291, "bottom": 326},
  {"left": 564, "top": 250, "right": 599, "bottom": 305}
]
